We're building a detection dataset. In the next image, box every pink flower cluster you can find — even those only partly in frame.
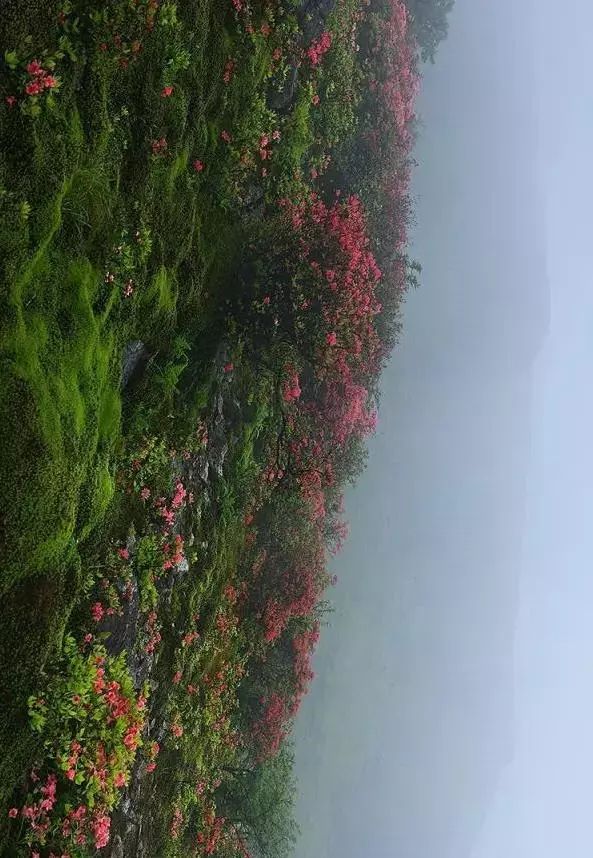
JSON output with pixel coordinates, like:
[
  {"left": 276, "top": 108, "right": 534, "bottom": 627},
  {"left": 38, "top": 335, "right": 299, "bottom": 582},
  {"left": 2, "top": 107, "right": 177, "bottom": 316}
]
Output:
[
  {"left": 282, "top": 369, "right": 301, "bottom": 403},
  {"left": 306, "top": 31, "right": 332, "bottom": 67},
  {"left": 151, "top": 137, "right": 167, "bottom": 156},
  {"left": 252, "top": 693, "right": 288, "bottom": 759},
  {"left": 24, "top": 59, "right": 58, "bottom": 96},
  {"left": 162, "top": 534, "right": 185, "bottom": 571},
  {"left": 144, "top": 610, "right": 162, "bottom": 654},
  {"left": 223, "top": 59, "right": 235, "bottom": 84},
  {"left": 91, "top": 812, "right": 111, "bottom": 849},
  {"left": 170, "top": 807, "right": 184, "bottom": 840}
]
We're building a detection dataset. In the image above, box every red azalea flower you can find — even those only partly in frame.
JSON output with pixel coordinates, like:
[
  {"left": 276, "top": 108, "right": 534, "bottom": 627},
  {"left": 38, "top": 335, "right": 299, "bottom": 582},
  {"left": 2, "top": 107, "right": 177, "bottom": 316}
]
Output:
[
  {"left": 25, "top": 80, "right": 42, "bottom": 96},
  {"left": 151, "top": 137, "right": 167, "bottom": 155},
  {"left": 161, "top": 85, "right": 174, "bottom": 97},
  {"left": 26, "top": 60, "right": 44, "bottom": 77},
  {"left": 193, "top": 159, "right": 204, "bottom": 172}
]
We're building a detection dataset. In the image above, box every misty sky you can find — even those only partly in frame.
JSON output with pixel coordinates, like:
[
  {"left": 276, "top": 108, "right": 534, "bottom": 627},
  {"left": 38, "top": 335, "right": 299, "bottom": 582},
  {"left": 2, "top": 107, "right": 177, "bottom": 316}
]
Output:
[{"left": 294, "top": 1, "right": 593, "bottom": 856}]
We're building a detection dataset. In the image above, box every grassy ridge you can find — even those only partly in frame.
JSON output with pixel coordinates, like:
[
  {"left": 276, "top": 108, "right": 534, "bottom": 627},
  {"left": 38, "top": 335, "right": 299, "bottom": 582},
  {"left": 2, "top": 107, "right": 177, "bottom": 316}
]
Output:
[{"left": 0, "top": 0, "right": 247, "bottom": 823}]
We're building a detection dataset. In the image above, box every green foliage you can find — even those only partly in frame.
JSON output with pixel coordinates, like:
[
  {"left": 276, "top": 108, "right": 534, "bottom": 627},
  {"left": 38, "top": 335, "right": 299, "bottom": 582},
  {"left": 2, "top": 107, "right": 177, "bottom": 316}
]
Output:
[
  {"left": 28, "top": 635, "right": 144, "bottom": 804},
  {"left": 273, "top": 84, "right": 314, "bottom": 195},
  {"left": 403, "top": 0, "right": 455, "bottom": 62},
  {"left": 1, "top": 252, "right": 120, "bottom": 588},
  {"left": 217, "top": 747, "right": 299, "bottom": 858},
  {"left": 311, "top": 0, "right": 364, "bottom": 148},
  {"left": 11, "top": 635, "right": 147, "bottom": 854},
  {"left": 0, "top": 0, "right": 240, "bottom": 825},
  {"left": 135, "top": 535, "right": 162, "bottom": 612}
]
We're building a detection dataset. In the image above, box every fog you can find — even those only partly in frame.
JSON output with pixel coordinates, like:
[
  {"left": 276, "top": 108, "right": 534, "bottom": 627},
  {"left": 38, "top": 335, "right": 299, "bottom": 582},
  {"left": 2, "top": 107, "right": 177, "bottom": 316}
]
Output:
[{"left": 294, "top": 1, "right": 593, "bottom": 856}]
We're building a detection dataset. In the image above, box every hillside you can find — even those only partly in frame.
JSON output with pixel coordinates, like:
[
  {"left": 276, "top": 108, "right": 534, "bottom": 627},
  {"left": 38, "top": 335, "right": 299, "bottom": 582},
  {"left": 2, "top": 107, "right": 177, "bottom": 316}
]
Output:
[{"left": 0, "top": 1, "right": 451, "bottom": 856}]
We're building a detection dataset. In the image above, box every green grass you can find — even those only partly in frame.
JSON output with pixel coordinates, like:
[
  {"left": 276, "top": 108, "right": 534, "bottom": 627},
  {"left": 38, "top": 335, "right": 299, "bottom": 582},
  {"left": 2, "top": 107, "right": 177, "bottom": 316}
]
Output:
[
  {"left": 0, "top": 0, "right": 260, "bottom": 827},
  {"left": 142, "top": 512, "right": 247, "bottom": 855}
]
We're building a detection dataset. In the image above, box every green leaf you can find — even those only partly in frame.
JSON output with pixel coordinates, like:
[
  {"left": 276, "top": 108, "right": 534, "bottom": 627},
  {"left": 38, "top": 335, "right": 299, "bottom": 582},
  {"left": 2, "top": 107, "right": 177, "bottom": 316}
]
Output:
[{"left": 4, "top": 50, "right": 18, "bottom": 69}]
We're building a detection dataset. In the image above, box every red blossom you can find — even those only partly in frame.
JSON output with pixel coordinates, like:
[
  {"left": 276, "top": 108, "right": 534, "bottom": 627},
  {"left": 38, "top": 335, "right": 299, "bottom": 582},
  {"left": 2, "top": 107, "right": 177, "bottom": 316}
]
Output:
[
  {"left": 26, "top": 60, "right": 44, "bottom": 77},
  {"left": 91, "top": 602, "right": 105, "bottom": 623},
  {"left": 91, "top": 812, "right": 111, "bottom": 849},
  {"left": 25, "top": 80, "right": 42, "bottom": 96},
  {"left": 306, "top": 31, "right": 332, "bottom": 66},
  {"left": 151, "top": 137, "right": 168, "bottom": 156}
]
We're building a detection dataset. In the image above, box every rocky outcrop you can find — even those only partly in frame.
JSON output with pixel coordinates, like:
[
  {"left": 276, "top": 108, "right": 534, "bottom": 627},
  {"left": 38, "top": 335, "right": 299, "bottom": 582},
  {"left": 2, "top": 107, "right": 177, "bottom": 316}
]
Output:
[
  {"left": 105, "top": 345, "right": 242, "bottom": 856},
  {"left": 299, "top": 0, "right": 336, "bottom": 41},
  {"left": 267, "top": 62, "right": 299, "bottom": 112},
  {"left": 121, "top": 341, "right": 150, "bottom": 389}
]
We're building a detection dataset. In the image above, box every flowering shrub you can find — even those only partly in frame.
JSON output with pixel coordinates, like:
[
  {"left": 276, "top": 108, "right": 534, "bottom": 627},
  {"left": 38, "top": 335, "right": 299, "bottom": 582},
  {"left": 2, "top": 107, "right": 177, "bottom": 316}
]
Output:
[
  {"left": 8, "top": 636, "right": 146, "bottom": 854},
  {"left": 237, "top": 191, "right": 382, "bottom": 471},
  {"left": 2, "top": 49, "right": 61, "bottom": 115},
  {"left": 355, "top": 0, "right": 420, "bottom": 287},
  {"left": 306, "top": 31, "right": 332, "bottom": 67}
]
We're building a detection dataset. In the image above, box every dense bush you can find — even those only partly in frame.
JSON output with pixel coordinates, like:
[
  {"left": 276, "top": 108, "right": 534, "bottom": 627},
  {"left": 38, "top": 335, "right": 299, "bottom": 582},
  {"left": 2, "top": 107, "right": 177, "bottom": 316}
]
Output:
[
  {"left": 8, "top": 636, "right": 146, "bottom": 855},
  {"left": 402, "top": 0, "right": 455, "bottom": 62}
]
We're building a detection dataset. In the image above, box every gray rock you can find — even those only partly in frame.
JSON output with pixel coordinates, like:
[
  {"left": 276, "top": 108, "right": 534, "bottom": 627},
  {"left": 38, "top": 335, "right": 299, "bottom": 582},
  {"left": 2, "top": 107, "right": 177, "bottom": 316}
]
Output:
[
  {"left": 268, "top": 62, "right": 299, "bottom": 112},
  {"left": 102, "top": 577, "right": 140, "bottom": 664},
  {"left": 121, "top": 340, "right": 149, "bottom": 388},
  {"left": 107, "top": 345, "right": 252, "bottom": 852},
  {"left": 110, "top": 834, "right": 124, "bottom": 858},
  {"left": 300, "top": 0, "right": 336, "bottom": 40}
]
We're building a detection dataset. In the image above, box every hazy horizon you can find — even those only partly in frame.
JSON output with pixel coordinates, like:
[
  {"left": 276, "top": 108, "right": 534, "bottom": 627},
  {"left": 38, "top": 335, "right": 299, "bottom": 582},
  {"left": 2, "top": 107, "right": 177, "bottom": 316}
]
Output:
[{"left": 294, "top": 1, "right": 593, "bottom": 856}]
